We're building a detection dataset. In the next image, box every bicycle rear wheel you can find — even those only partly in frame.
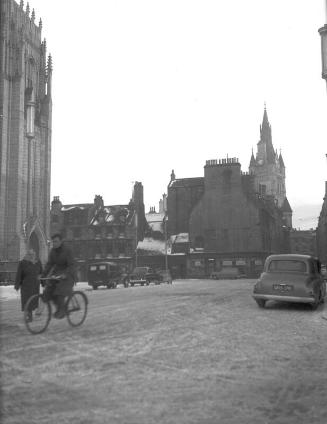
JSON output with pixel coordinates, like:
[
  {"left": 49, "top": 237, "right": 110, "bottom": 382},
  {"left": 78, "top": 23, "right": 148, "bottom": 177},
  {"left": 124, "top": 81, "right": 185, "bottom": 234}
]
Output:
[
  {"left": 66, "top": 291, "right": 88, "bottom": 327},
  {"left": 24, "top": 294, "right": 51, "bottom": 334}
]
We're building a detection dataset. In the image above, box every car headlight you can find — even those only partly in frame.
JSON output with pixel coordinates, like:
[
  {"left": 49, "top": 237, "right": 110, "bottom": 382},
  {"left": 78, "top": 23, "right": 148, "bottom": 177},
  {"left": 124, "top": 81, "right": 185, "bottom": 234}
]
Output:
[{"left": 253, "top": 280, "right": 261, "bottom": 293}]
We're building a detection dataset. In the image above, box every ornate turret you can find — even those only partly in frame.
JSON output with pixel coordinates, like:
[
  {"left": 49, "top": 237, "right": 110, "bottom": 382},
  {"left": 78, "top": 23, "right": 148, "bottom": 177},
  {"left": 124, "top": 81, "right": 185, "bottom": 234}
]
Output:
[
  {"left": 249, "top": 105, "right": 290, "bottom": 214},
  {"left": 249, "top": 148, "right": 256, "bottom": 168},
  {"left": 46, "top": 53, "right": 52, "bottom": 96}
]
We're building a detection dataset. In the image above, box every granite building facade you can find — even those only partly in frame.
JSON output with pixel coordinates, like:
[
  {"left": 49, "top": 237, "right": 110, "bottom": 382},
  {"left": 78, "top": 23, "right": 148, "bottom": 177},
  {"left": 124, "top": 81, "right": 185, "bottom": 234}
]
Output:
[
  {"left": 167, "top": 108, "right": 292, "bottom": 277},
  {"left": 0, "top": 0, "right": 52, "bottom": 265}
]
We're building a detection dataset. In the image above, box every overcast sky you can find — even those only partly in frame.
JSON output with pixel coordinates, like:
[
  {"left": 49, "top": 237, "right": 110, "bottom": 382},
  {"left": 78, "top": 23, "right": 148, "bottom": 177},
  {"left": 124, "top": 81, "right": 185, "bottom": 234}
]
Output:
[{"left": 29, "top": 0, "right": 327, "bottom": 214}]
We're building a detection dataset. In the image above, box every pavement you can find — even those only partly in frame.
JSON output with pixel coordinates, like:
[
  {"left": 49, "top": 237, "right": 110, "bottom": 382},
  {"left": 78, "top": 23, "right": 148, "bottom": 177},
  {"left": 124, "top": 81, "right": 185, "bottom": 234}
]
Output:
[{"left": 1, "top": 279, "right": 327, "bottom": 424}]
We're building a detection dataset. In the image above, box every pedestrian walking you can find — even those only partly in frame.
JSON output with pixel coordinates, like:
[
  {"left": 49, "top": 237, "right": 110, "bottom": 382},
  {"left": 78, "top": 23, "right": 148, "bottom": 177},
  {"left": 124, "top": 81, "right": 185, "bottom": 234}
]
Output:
[{"left": 15, "top": 249, "right": 43, "bottom": 322}]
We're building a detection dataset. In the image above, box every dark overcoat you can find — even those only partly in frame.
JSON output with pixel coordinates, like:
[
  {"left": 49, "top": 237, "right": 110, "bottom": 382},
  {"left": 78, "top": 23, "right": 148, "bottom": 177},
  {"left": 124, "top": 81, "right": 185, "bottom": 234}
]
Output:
[
  {"left": 15, "top": 259, "right": 42, "bottom": 311},
  {"left": 43, "top": 244, "right": 76, "bottom": 296}
]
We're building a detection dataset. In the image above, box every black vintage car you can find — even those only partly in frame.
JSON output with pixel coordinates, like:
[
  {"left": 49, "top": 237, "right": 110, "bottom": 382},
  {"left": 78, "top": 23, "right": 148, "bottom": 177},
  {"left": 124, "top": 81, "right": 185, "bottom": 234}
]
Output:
[
  {"left": 87, "top": 262, "right": 126, "bottom": 290},
  {"left": 128, "top": 266, "right": 162, "bottom": 287}
]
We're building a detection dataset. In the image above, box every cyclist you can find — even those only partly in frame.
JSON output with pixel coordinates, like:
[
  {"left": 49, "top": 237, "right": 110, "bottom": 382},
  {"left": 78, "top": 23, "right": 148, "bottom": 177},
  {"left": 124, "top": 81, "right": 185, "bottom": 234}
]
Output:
[{"left": 42, "top": 233, "right": 76, "bottom": 319}]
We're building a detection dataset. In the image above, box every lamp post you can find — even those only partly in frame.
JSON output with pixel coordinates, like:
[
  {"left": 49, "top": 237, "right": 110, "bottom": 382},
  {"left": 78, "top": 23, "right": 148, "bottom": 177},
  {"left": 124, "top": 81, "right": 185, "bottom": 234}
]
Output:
[{"left": 318, "top": 0, "right": 327, "bottom": 87}]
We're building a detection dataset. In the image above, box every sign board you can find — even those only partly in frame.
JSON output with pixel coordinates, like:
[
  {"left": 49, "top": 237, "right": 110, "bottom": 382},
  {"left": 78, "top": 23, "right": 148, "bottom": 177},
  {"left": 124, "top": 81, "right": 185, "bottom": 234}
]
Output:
[{"left": 222, "top": 260, "right": 233, "bottom": 266}]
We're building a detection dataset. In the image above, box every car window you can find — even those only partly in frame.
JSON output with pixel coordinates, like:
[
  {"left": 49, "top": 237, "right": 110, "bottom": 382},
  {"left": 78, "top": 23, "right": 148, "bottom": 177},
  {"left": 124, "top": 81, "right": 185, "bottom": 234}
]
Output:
[
  {"left": 90, "top": 265, "right": 97, "bottom": 271},
  {"left": 99, "top": 265, "right": 106, "bottom": 271},
  {"left": 133, "top": 267, "right": 147, "bottom": 273},
  {"left": 268, "top": 260, "right": 307, "bottom": 273}
]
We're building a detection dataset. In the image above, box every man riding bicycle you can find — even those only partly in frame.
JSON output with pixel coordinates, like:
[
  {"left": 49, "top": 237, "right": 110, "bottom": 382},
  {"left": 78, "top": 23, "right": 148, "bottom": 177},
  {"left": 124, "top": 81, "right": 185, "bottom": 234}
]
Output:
[{"left": 42, "top": 233, "right": 76, "bottom": 319}]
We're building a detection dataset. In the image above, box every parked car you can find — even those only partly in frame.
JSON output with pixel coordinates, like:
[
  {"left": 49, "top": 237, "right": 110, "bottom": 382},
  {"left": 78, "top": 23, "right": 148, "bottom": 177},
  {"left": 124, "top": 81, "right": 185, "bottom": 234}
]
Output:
[
  {"left": 128, "top": 266, "right": 161, "bottom": 287},
  {"left": 87, "top": 262, "right": 125, "bottom": 290},
  {"left": 252, "top": 254, "right": 326, "bottom": 309},
  {"left": 210, "top": 267, "right": 243, "bottom": 280},
  {"left": 157, "top": 269, "right": 173, "bottom": 284}
]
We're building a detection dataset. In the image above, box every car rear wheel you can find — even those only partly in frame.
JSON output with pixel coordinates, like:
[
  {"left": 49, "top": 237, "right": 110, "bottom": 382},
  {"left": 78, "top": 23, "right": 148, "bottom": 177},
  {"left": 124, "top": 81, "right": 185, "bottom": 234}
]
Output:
[
  {"left": 255, "top": 299, "right": 266, "bottom": 308},
  {"left": 311, "top": 292, "right": 320, "bottom": 310}
]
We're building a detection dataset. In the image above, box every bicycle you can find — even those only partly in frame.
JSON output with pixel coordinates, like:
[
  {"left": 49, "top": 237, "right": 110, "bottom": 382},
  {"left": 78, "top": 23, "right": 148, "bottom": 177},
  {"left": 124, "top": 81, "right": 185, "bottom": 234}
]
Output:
[{"left": 23, "top": 276, "right": 88, "bottom": 335}]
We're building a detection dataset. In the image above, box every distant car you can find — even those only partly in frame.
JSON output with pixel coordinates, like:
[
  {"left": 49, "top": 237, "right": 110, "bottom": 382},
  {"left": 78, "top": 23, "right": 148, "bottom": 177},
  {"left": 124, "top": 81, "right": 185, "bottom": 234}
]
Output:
[
  {"left": 157, "top": 269, "right": 173, "bottom": 284},
  {"left": 210, "top": 267, "right": 243, "bottom": 280},
  {"left": 87, "top": 262, "right": 125, "bottom": 290},
  {"left": 128, "top": 266, "right": 161, "bottom": 287},
  {"left": 252, "top": 254, "right": 326, "bottom": 309}
]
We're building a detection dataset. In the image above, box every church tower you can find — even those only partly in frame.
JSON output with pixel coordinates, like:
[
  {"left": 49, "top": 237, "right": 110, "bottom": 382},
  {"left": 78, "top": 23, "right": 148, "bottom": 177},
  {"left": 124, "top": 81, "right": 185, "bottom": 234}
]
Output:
[
  {"left": 0, "top": 0, "right": 52, "bottom": 264},
  {"left": 249, "top": 106, "right": 292, "bottom": 228}
]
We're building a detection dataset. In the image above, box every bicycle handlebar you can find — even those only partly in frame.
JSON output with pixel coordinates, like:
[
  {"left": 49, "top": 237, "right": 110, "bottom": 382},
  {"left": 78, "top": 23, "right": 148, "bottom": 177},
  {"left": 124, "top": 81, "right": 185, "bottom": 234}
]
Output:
[{"left": 39, "top": 275, "right": 62, "bottom": 281}]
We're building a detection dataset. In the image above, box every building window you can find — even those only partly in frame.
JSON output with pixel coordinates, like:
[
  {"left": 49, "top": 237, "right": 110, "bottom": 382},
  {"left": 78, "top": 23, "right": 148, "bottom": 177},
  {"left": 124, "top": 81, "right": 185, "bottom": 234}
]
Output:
[
  {"left": 259, "top": 184, "right": 266, "bottom": 196},
  {"left": 117, "top": 240, "right": 125, "bottom": 256},
  {"left": 106, "top": 240, "right": 113, "bottom": 257},
  {"left": 94, "top": 240, "right": 102, "bottom": 259}
]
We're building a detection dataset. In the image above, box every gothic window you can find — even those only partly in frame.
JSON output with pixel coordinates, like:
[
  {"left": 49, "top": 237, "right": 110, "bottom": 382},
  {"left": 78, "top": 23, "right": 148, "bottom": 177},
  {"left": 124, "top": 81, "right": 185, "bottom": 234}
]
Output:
[{"left": 106, "top": 227, "right": 113, "bottom": 237}]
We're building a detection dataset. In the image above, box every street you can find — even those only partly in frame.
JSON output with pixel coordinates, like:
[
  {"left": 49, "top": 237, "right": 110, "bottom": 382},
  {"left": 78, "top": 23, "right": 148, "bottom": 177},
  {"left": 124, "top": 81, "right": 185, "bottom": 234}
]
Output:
[{"left": 1, "top": 279, "right": 327, "bottom": 424}]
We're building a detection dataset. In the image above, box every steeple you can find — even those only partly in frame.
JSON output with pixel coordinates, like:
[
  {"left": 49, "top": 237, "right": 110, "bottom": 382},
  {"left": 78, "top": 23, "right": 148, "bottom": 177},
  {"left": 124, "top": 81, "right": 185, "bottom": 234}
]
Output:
[{"left": 257, "top": 104, "right": 275, "bottom": 164}]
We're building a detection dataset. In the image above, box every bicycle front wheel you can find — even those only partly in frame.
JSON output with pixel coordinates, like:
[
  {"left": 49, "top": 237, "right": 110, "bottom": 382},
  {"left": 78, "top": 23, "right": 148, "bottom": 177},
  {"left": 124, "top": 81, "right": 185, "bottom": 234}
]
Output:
[
  {"left": 24, "top": 294, "right": 51, "bottom": 334},
  {"left": 66, "top": 291, "right": 88, "bottom": 327}
]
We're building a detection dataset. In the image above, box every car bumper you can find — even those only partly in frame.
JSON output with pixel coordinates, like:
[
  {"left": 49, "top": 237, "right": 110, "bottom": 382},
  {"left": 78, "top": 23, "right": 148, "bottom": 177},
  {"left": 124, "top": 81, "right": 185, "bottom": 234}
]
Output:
[{"left": 252, "top": 294, "right": 315, "bottom": 304}]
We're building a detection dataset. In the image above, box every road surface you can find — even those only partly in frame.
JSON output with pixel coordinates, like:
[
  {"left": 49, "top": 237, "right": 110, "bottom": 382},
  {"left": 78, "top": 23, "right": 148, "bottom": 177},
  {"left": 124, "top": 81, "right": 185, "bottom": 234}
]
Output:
[{"left": 1, "top": 279, "right": 326, "bottom": 424}]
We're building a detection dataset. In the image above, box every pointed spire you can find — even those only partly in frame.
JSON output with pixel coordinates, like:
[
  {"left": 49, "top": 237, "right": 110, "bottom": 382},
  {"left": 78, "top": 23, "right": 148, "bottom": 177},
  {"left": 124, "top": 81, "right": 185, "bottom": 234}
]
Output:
[
  {"left": 249, "top": 147, "right": 256, "bottom": 167},
  {"left": 26, "top": 2, "right": 30, "bottom": 16},
  {"left": 262, "top": 103, "right": 269, "bottom": 126},
  {"left": 31, "top": 9, "right": 35, "bottom": 22},
  {"left": 39, "top": 18, "right": 42, "bottom": 30},
  {"left": 20, "top": 0, "right": 24, "bottom": 8},
  {"left": 279, "top": 150, "right": 285, "bottom": 168},
  {"left": 170, "top": 169, "right": 176, "bottom": 181}
]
